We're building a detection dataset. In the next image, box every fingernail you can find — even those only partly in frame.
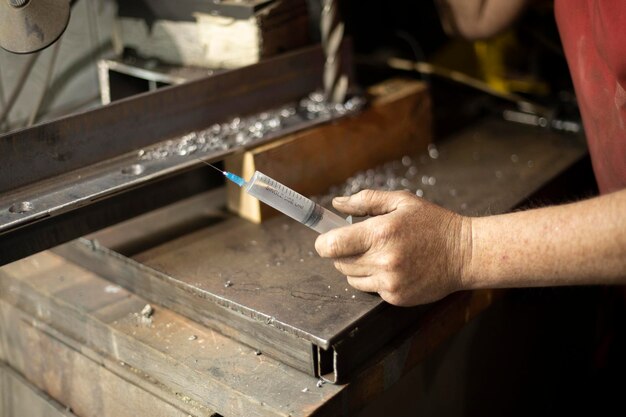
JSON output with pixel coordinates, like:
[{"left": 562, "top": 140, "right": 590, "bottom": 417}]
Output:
[{"left": 334, "top": 196, "right": 349, "bottom": 204}]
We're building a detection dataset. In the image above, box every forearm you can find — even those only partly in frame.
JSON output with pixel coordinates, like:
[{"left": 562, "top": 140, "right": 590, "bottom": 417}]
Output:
[
  {"left": 435, "top": 0, "right": 529, "bottom": 40},
  {"left": 465, "top": 190, "right": 626, "bottom": 290}
]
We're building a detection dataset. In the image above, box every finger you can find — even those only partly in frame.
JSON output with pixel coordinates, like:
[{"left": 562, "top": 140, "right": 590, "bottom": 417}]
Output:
[
  {"left": 315, "top": 223, "right": 374, "bottom": 258},
  {"left": 346, "top": 276, "right": 380, "bottom": 293},
  {"left": 333, "top": 256, "right": 372, "bottom": 277},
  {"left": 332, "top": 190, "right": 410, "bottom": 216}
]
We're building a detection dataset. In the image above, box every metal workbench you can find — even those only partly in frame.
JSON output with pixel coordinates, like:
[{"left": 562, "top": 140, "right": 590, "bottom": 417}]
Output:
[{"left": 0, "top": 115, "right": 588, "bottom": 416}]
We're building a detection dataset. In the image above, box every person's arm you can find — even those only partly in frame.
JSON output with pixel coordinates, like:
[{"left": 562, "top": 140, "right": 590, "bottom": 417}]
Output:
[
  {"left": 435, "top": 0, "right": 530, "bottom": 40},
  {"left": 314, "top": 189, "right": 626, "bottom": 306},
  {"left": 467, "top": 189, "right": 626, "bottom": 290}
]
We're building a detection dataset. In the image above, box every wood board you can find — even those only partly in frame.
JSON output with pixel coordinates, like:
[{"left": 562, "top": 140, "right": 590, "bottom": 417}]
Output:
[
  {"left": 0, "top": 253, "right": 344, "bottom": 417},
  {"left": 225, "top": 78, "right": 432, "bottom": 223},
  {"left": 0, "top": 363, "right": 76, "bottom": 417}
]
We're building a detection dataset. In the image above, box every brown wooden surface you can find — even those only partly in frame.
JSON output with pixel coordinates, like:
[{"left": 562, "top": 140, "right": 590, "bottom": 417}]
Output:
[
  {"left": 257, "top": 0, "right": 311, "bottom": 59},
  {"left": 0, "top": 362, "right": 76, "bottom": 417},
  {"left": 0, "top": 253, "right": 345, "bottom": 417},
  {"left": 0, "top": 300, "right": 215, "bottom": 417},
  {"left": 225, "top": 79, "right": 432, "bottom": 222}
]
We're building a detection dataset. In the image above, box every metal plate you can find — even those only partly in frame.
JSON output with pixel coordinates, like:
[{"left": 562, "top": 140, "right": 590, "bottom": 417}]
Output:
[
  {"left": 136, "top": 118, "right": 589, "bottom": 343},
  {"left": 66, "top": 118, "right": 589, "bottom": 382}
]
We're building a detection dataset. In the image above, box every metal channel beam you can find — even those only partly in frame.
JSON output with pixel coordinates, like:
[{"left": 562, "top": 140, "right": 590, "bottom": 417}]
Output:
[
  {"left": 0, "top": 44, "right": 338, "bottom": 194},
  {"left": 0, "top": 167, "right": 220, "bottom": 266},
  {"left": 0, "top": 44, "right": 355, "bottom": 266}
]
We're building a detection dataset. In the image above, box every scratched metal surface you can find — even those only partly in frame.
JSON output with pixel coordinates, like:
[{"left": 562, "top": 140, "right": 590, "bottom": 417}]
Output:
[
  {"left": 134, "top": 214, "right": 370, "bottom": 348},
  {"left": 133, "top": 118, "right": 588, "bottom": 348}
]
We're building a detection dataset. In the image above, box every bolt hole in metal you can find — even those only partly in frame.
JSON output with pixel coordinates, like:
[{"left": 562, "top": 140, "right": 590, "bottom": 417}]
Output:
[
  {"left": 9, "top": 201, "right": 34, "bottom": 214},
  {"left": 121, "top": 164, "right": 145, "bottom": 176}
]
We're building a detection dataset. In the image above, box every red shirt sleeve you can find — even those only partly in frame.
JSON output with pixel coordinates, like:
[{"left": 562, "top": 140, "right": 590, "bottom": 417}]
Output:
[{"left": 555, "top": 0, "right": 626, "bottom": 193}]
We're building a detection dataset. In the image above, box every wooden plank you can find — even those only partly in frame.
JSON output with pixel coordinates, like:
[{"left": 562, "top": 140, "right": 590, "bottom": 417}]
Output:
[
  {"left": 0, "top": 362, "right": 76, "bottom": 417},
  {"left": 0, "top": 302, "right": 214, "bottom": 417},
  {"left": 0, "top": 252, "right": 345, "bottom": 417},
  {"left": 225, "top": 79, "right": 432, "bottom": 222}
]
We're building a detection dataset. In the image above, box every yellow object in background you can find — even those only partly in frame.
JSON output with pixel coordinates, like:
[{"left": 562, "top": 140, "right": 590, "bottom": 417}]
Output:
[{"left": 473, "top": 31, "right": 549, "bottom": 96}]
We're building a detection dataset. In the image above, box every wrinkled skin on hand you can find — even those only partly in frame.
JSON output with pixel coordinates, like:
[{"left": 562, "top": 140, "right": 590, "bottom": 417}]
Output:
[{"left": 315, "top": 190, "right": 473, "bottom": 306}]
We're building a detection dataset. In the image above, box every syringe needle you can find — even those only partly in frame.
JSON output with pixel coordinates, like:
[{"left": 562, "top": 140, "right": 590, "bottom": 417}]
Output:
[
  {"left": 197, "top": 158, "right": 224, "bottom": 173},
  {"left": 197, "top": 158, "right": 247, "bottom": 187}
]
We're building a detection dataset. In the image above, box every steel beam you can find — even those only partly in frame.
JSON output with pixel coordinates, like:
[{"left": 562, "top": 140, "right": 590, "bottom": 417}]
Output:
[{"left": 0, "top": 44, "right": 355, "bottom": 266}]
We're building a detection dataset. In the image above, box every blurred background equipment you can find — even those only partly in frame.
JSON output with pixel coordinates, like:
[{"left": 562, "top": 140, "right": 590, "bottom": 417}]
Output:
[
  {"left": 113, "top": 0, "right": 311, "bottom": 69},
  {"left": 0, "top": 0, "right": 71, "bottom": 54}
]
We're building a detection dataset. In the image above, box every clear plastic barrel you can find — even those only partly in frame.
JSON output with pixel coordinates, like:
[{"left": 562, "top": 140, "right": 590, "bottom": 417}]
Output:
[{"left": 245, "top": 171, "right": 349, "bottom": 234}]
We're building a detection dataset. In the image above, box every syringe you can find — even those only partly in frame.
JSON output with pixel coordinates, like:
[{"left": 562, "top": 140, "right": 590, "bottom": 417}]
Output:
[{"left": 200, "top": 161, "right": 349, "bottom": 234}]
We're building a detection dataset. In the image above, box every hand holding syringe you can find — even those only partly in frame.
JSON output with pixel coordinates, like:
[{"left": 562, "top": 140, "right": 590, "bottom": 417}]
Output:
[{"left": 201, "top": 161, "right": 350, "bottom": 233}]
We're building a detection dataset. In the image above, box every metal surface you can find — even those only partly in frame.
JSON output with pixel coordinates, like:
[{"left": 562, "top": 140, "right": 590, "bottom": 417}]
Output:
[
  {"left": 54, "top": 235, "right": 320, "bottom": 376},
  {"left": 0, "top": 0, "right": 70, "bottom": 54},
  {"left": 2, "top": 117, "right": 591, "bottom": 415},
  {"left": 97, "top": 57, "right": 216, "bottom": 105},
  {"left": 1, "top": 249, "right": 499, "bottom": 416},
  {"left": 60, "top": 117, "right": 589, "bottom": 383},
  {"left": 0, "top": 93, "right": 363, "bottom": 266},
  {"left": 0, "top": 43, "right": 350, "bottom": 193},
  {"left": 315, "top": 118, "right": 588, "bottom": 217},
  {"left": 0, "top": 167, "right": 221, "bottom": 267},
  {"left": 0, "top": 44, "right": 356, "bottom": 266}
]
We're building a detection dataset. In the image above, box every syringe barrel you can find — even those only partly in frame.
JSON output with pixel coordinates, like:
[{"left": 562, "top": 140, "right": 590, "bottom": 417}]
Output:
[{"left": 244, "top": 171, "right": 349, "bottom": 234}]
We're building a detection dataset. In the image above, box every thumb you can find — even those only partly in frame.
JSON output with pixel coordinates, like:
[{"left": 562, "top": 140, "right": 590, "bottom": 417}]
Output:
[{"left": 332, "top": 190, "right": 407, "bottom": 216}]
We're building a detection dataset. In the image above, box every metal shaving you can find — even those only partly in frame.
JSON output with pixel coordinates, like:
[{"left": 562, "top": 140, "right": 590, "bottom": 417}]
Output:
[
  {"left": 137, "top": 92, "right": 365, "bottom": 162},
  {"left": 141, "top": 304, "right": 154, "bottom": 318},
  {"left": 104, "top": 284, "right": 121, "bottom": 294},
  {"left": 312, "top": 144, "right": 444, "bottom": 207},
  {"left": 134, "top": 303, "right": 154, "bottom": 326}
]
